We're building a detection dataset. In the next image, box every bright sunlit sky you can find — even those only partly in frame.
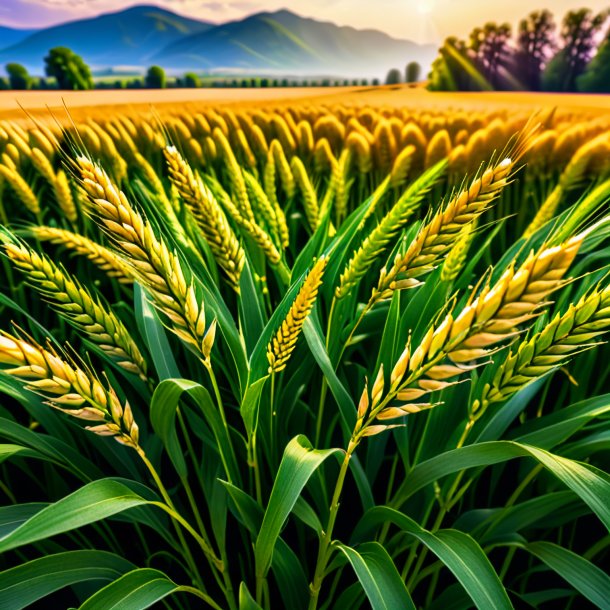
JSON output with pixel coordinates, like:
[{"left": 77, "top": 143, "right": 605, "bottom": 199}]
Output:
[{"left": 1, "top": 0, "right": 609, "bottom": 42}]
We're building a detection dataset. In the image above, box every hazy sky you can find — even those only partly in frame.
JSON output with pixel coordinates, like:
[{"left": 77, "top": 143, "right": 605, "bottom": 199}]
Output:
[{"left": 1, "top": 0, "right": 609, "bottom": 42}]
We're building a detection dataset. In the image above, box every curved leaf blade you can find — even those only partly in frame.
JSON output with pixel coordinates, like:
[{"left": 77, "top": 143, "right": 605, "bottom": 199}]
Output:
[{"left": 336, "top": 542, "right": 416, "bottom": 610}]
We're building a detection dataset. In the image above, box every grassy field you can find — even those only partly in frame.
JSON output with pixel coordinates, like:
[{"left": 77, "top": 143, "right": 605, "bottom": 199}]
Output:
[{"left": 0, "top": 89, "right": 609, "bottom": 609}]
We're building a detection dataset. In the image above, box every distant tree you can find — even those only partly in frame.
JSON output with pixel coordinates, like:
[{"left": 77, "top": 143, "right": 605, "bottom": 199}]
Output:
[
  {"left": 281, "top": 78, "right": 288, "bottom": 87},
  {"left": 183, "top": 72, "right": 200, "bottom": 88},
  {"left": 385, "top": 68, "right": 402, "bottom": 84},
  {"left": 405, "top": 61, "right": 421, "bottom": 83},
  {"left": 515, "top": 10, "right": 556, "bottom": 90},
  {"left": 145, "top": 65, "right": 166, "bottom": 89},
  {"left": 542, "top": 8, "right": 609, "bottom": 91},
  {"left": 321, "top": 78, "right": 331, "bottom": 87},
  {"left": 361, "top": 78, "right": 369, "bottom": 86},
  {"left": 578, "top": 27, "right": 610, "bottom": 92},
  {"left": 428, "top": 36, "right": 493, "bottom": 91},
  {"left": 6, "top": 63, "right": 31, "bottom": 90},
  {"left": 301, "top": 79, "right": 309, "bottom": 87},
  {"left": 0, "top": 77, "right": 9, "bottom": 90},
  {"left": 372, "top": 78, "right": 380, "bottom": 86},
  {"left": 44, "top": 47, "right": 93, "bottom": 90},
  {"left": 351, "top": 79, "right": 359, "bottom": 86},
  {"left": 261, "top": 78, "right": 269, "bottom": 87},
  {"left": 469, "top": 22, "right": 515, "bottom": 89},
  {"left": 240, "top": 79, "right": 249, "bottom": 88}
]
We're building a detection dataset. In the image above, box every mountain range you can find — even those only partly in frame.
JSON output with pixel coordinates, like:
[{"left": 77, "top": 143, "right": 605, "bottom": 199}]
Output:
[{"left": 0, "top": 5, "right": 436, "bottom": 78}]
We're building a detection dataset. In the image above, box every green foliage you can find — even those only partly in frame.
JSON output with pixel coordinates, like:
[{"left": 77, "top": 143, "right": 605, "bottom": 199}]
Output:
[
  {"left": 0, "top": 104, "right": 609, "bottom": 609},
  {"left": 578, "top": 31, "right": 610, "bottom": 92},
  {"left": 429, "top": 7, "right": 609, "bottom": 92},
  {"left": 183, "top": 72, "right": 201, "bottom": 88},
  {"left": 5, "top": 63, "right": 30, "bottom": 90},
  {"left": 44, "top": 47, "right": 93, "bottom": 90},
  {"left": 405, "top": 61, "right": 421, "bottom": 83},
  {"left": 385, "top": 68, "right": 402, "bottom": 85},
  {"left": 145, "top": 65, "right": 166, "bottom": 89}
]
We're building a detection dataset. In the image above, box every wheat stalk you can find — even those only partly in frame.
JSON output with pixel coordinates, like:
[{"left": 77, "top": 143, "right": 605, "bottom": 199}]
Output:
[
  {"left": 76, "top": 157, "right": 216, "bottom": 365},
  {"left": 478, "top": 284, "right": 610, "bottom": 409},
  {"left": 335, "top": 161, "right": 446, "bottom": 300},
  {"left": 356, "top": 230, "right": 586, "bottom": 432},
  {"left": 206, "top": 175, "right": 282, "bottom": 265},
  {"left": 291, "top": 156, "right": 319, "bottom": 231},
  {"left": 165, "top": 146, "right": 245, "bottom": 290},
  {"left": 30, "top": 226, "right": 133, "bottom": 283},
  {"left": 0, "top": 330, "right": 139, "bottom": 447},
  {"left": 373, "top": 157, "right": 514, "bottom": 304},
  {"left": 0, "top": 164, "right": 40, "bottom": 215},
  {"left": 5, "top": 242, "right": 148, "bottom": 381},
  {"left": 267, "top": 256, "right": 328, "bottom": 373}
]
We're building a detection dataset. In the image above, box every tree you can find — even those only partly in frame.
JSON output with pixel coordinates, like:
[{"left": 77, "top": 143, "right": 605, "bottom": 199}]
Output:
[
  {"left": 406, "top": 61, "right": 421, "bottom": 83},
  {"left": 0, "top": 77, "right": 9, "bottom": 90},
  {"left": 542, "top": 8, "right": 609, "bottom": 91},
  {"left": 578, "top": 27, "right": 610, "bottom": 92},
  {"left": 385, "top": 68, "right": 402, "bottom": 85},
  {"left": 183, "top": 72, "right": 200, "bottom": 88},
  {"left": 145, "top": 66, "right": 166, "bottom": 89},
  {"left": 469, "top": 22, "right": 514, "bottom": 89},
  {"left": 5, "top": 63, "right": 31, "bottom": 90},
  {"left": 44, "top": 47, "right": 93, "bottom": 90},
  {"left": 515, "top": 10, "right": 556, "bottom": 90}
]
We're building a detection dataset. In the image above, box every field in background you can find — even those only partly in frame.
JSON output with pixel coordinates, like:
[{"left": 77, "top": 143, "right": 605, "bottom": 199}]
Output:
[{"left": 1, "top": 86, "right": 609, "bottom": 125}]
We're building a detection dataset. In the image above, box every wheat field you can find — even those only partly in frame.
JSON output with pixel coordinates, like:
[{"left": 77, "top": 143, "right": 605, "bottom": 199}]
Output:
[{"left": 0, "top": 94, "right": 609, "bottom": 609}]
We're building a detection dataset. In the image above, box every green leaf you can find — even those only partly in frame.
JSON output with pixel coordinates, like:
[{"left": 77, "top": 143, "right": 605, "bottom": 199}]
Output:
[
  {"left": 222, "top": 481, "right": 310, "bottom": 610},
  {"left": 0, "top": 503, "right": 47, "bottom": 538},
  {"left": 241, "top": 376, "right": 268, "bottom": 437},
  {"left": 353, "top": 507, "right": 512, "bottom": 610},
  {"left": 150, "top": 380, "right": 188, "bottom": 477},
  {"left": 0, "top": 480, "right": 149, "bottom": 553},
  {"left": 0, "top": 418, "right": 102, "bottom": 481},
  {"left": 239, "top": 258, "right": 267, "bottom": 355},
  {"left": 303, "top": 314, "right": 356, "bottom": 434},
  {"left": 392, "top": 441, "right": 610, "bottom": 531},
  {"left": 0, "top": 443, "right": 39, "bottom": 464},
  {"left": 0, "top": 551, "right": 135, "bottom": 610},
  {"left": 255, "top": 435, "right": 342, "bottom": 579},
  {"left": 522, "top": 541, "right": 610, "bottom": 609},
  {"left": 152, "top": 378, "right": 240, "bottom": 485},
  {"left": 78, "top": 568, "right": 211, "bottom": 610},
  {"left": 239, "top": 582, "right": 264, "bottom": 610},
  {"left": 134, "top": 282, "right": 180, "bottom": 380},
  {"left": 336, "top": 542, "right": 416, "bottom": 610}
]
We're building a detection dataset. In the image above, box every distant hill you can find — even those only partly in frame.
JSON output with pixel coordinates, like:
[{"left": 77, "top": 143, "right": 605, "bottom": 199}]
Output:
[
  {"left": 0, "top": 5, "right": 212, "bottom": 72},
  {"left": 156, "top": 9, "right": 436, "bottom": 76},
  {"left": 0, "top": 26, "right": 38, "bottom": 51},
  {"left": 0, "top": 6, "right": 435, "bottom": 77}
]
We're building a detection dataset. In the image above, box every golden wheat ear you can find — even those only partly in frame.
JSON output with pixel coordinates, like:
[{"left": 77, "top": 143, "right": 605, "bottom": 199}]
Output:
[
  {"left": 0, "top": 328, "right": 139, "bottom": 448},
  {"left": 3, "top": 239, "right": 148, "bottom": 381},
  {"left": 267, "top": 256, "right": 328, "bottom": 373}
]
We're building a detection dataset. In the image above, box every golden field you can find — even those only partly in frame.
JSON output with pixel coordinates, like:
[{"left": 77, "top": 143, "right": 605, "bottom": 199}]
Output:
[{"left": 0, "top": 84, "right": 609, "bottom": 609}]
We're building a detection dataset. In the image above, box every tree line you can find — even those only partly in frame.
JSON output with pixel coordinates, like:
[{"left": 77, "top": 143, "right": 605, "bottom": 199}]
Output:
[
  {"left": 1, "top": 47, "right": 387, "bottom": 91},
  {"left": 428, "top": 7, "right": 610, "bottom": 92}
]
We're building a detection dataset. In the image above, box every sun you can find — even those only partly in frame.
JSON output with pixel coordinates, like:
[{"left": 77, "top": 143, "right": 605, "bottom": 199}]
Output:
[{"left": 416, "top": 0, "right": 436, "bottom": 15}]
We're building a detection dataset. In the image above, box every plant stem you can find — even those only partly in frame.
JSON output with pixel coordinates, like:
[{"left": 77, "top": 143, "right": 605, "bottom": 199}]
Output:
[
  {"left": 206, "top": 364, "right": 238, "bottom": 484},
  {"left": 137, "top": 448, "right": 223, "bottom": 591},
  {"left": 308, "top": 439, "right": 356, "bottom": 610}
]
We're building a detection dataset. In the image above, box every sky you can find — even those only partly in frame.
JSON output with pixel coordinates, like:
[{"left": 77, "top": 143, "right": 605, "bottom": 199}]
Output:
[{"left": 1, "top": 0, "right": 609, "bottom": 43}]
